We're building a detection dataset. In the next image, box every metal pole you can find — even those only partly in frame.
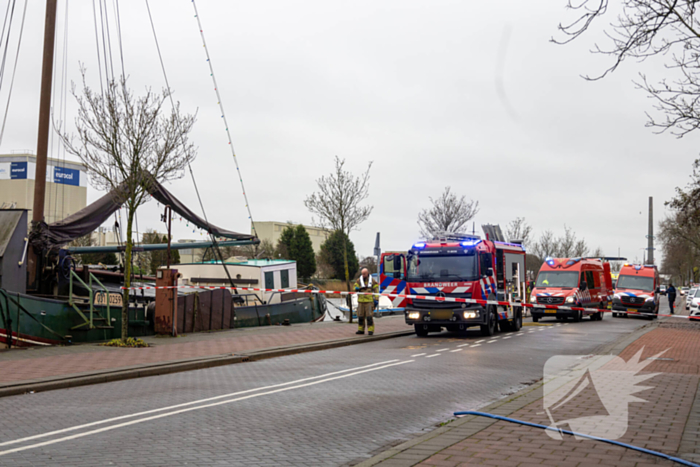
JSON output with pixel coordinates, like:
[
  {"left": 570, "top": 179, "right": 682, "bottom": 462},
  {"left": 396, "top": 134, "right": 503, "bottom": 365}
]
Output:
[
  {"left": 647, "top": 197, "right": 654, "bottom": 265},
  {"left": 165, "top": 206, "right": 177, "bottom": 336}
]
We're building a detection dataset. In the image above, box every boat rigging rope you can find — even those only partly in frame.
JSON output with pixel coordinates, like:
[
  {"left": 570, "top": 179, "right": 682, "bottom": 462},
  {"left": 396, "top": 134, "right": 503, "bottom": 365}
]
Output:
[
  {"left": 190, "top": 0, "right": 258, "bottom": 238},
  {"left": 144, "top": 0, "right": 238, "bottom": 289},
  {"left": 0, "top": 0, "right": 26, "bottom": 149}
]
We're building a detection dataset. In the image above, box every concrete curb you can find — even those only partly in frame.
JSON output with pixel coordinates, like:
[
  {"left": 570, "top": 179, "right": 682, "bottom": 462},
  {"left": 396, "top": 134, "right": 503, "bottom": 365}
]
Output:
[
  {"left": 354, "top": 319, "right": 665, "bottom": 467},
  {"left": 0, "top": 330, "right": 415, "bottom": 398}
]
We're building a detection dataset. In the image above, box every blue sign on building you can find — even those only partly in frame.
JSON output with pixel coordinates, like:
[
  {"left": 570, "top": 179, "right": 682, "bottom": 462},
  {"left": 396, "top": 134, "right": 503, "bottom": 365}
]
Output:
[
  {"left": 10, "top": 162, "right": 27, "bottom": 179},
  {"left": 54, "top": 166, "right": 80, "bottom": 186}
]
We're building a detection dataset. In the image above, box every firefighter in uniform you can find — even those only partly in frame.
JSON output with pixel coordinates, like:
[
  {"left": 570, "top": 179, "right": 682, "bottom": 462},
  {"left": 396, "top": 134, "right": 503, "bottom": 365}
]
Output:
[{"left": 354, "top": 268, "right": 378, "bottom": 335}]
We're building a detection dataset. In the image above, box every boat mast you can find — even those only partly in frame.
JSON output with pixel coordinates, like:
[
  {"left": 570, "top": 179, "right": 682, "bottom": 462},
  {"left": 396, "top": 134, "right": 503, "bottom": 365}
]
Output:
[
  {"left": 28, "top": 0, "right": 58, "bottom": 289},
  {"left": 32, "top": 0, "right": 58, "bottom": 225}
]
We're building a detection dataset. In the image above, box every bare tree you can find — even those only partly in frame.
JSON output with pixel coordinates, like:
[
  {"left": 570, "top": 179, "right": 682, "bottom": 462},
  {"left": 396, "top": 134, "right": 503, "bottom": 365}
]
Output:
[
  {"left": 531, "top": 230, "right": 558, "bottom": 259},
  {"left": 506, "top": 217, "right": 533, "bottom": 248},
  {"left": 305, "top": 156, "right": 373, "bottom": 321},
  {"left": 60, "top": 72, "right": 196, "bottom": 341},
  {"left": 417, "top": 187, "right": 479, "bottom": 238},
  {"left": 531, "top": 226, "right": 589, "bottom": 259},
  {"left": 555, "top": 0, "right": 700, "bottom": 136},
  {"left": 659, "top": 212, "right": 700, "bottom": 284}
]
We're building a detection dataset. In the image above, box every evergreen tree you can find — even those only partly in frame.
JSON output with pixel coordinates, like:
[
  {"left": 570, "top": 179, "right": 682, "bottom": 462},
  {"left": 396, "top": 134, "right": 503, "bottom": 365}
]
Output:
[
  {"left": 291, "top": 224, "right": 316, "bottom": 280},
  {"left": 319, "top": 230, "right": 359, "bottom": 280},
  {"left": 276, "top": 225, "right": 295, "bottom": 259}
]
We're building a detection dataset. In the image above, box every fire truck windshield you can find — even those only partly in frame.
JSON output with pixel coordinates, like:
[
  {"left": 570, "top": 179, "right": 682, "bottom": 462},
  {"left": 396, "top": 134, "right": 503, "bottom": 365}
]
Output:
[
  {"left": 407, "top": 253, "right": 478, "bottom": 282},
  {"left": 616, "top": 275, "right": 654, "bottom": 292},
  {"left": 535, "top": 271, "right": 579, "bottom": 288}
]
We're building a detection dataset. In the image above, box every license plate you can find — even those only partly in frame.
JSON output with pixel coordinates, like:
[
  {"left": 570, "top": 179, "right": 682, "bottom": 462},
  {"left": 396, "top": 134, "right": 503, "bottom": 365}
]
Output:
[
  {"left": 431, "top": 310, "right": 453, "bottom": 320},
  {"left": 627, "top": 308, "right": 638, "bottom": 313},
  {"left": 545, "top": 309, "right": 557, "bottom": 314}
]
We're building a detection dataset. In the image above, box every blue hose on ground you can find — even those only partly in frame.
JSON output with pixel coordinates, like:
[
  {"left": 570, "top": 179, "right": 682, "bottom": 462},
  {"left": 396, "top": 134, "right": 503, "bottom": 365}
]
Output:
[{"left": 454, "top": 411, "right": 699, "bottom": 467}]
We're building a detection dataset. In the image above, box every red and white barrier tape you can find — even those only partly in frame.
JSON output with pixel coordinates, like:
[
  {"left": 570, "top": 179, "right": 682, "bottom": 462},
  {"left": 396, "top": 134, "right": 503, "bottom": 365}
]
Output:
[{"left": 120, "top": 285, "right": 698, "bottom": 320}]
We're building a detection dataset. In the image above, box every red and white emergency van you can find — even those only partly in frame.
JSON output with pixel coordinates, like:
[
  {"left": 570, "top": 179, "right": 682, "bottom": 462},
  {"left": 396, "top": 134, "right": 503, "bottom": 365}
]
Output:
[
  {"left": 530, "top": 257, "right": 613, "bottom": 322},
  {"left": 384, "top": 234, "right": 526, "bottom": 337},
  {"left": 612, "top": 264, "right": 659, "bottom": 318}
]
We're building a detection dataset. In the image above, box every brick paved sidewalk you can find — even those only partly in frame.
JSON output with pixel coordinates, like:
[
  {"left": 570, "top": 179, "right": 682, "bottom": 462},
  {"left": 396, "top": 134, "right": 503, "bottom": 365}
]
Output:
[
  {"left": 0, "top": 314, "right": 409, "bottom": 386},
  {"left": 360, "top": 318, "right": 700, "bottom": 467}
]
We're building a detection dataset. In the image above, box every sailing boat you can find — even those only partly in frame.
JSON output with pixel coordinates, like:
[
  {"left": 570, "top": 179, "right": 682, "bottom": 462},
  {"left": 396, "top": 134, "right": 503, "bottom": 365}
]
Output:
[{"left": 0, "top": 1, "right": 325, "bottom": 347}]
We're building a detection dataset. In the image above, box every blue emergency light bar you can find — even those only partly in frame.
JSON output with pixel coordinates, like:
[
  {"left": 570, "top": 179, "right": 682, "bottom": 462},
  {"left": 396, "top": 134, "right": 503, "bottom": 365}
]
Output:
[
  {"left": 413, "top": 242, "right": 426, "bottom": 249},
  {"left": 461, "top": 240, "right": 481, "bottom": 247},
  {"left": 545, "top": 257, "right": 556, "bottom": 267}
]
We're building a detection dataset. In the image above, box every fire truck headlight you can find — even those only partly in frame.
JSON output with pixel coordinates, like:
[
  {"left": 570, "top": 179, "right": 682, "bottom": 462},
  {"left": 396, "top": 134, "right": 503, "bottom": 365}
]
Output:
[
  {"left": 565, "top": 296, "right": 575, "bottom": 304},
  {"left": 463, "top": 311, "right": 478, "bottom": 319},
  {"left": 645, "top": 297, "right": 654, "bottom": 302},
  {"left": 407, "top": 312, "right": 420, "bottom": 320}
]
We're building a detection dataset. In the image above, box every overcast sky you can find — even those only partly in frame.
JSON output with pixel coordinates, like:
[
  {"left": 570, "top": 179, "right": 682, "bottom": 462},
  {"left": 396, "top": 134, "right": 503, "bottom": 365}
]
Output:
[{"left": 0, "top": 0, "right": 695, "bottom": 265}]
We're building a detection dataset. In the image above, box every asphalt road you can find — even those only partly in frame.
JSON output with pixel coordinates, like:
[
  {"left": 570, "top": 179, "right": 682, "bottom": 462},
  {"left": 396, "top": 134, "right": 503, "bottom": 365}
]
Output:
[{"left": 0, "top": 304, "right": 673, "bottom": 467}]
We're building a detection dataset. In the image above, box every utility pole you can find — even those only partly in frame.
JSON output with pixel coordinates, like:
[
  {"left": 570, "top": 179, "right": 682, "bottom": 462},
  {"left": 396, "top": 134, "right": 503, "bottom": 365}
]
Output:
[
  {"left": 647, "top": 197, "right": 654, "bottom": 265},
  {"left": 27, "top": 0, "right": 58, "bottom": 290}
]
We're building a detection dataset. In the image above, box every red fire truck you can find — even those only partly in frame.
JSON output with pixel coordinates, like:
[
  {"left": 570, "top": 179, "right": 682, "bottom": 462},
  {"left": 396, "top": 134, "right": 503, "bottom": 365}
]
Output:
[{"left": 382, "top": 234, "right": 526, "bottom": 337}]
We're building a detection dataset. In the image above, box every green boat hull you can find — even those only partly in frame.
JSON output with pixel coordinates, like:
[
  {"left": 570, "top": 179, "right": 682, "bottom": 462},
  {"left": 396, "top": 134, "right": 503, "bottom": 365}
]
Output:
[{"left": 0, "top": 289, "right": 327, "bottom": 347}]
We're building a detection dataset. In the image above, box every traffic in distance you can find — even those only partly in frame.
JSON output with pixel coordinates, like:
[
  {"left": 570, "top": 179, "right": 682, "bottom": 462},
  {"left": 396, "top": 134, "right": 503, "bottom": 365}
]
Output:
[{"left": 378, "top": 232, "right": 687, "bottom": 337}]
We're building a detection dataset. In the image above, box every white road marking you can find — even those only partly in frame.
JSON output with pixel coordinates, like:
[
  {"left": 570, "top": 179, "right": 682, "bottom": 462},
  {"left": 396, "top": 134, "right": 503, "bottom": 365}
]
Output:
[
  {"left": 0, "top": 360, "right": 413, "bottom": 457},
  {"left": 475, "top": 340, "right": 485, "bottom": 343},
  {"left": 426, "top": 354, "right": 440, "bottom": 358},
  {"left": 411, "top": 353, "right": 426, "bottom": 357},
  {"left": 0, "top": 359, "right": 400, "bottom": 449},
  {"left": 436, "top": 348, "right": 449, "bottom": 352},
  {"left": 450, "top": 349, "right": 463, "bottom": 353},
  {"left": 564, "top": 323, "right": 569, "bottom": 325},
  {"left": 502, "top": 336, "right": 512, "bottom": 340},
  {"left": 457, "top": 344, "right": 469, "bottom": 347},
  {"left": 471, "top": 344, "right": 481, "bottom": 347},
  {"left": 487, "top": 340, "right": 497, "bottom": 344}
]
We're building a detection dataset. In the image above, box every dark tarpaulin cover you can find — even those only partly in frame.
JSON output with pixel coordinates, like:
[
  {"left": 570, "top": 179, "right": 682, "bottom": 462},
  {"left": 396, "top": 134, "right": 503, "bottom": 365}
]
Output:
[{"left": 30, "top": 179, "right": 255, "bottom": 250}]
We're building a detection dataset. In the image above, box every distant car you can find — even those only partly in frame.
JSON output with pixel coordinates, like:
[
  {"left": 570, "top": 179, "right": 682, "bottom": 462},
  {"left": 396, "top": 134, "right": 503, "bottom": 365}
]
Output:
[
  {"left": 689, "top": 291, "right": 700, "bottom": 316},
  {"left": 659, "top": 285, "right": 667, "bottom": 296},
  {"left": 681, "top": 287, "right": 689, "bottom": 296},
  {"left": 686, "top": 289, "right": 697, "bottom": 310}
]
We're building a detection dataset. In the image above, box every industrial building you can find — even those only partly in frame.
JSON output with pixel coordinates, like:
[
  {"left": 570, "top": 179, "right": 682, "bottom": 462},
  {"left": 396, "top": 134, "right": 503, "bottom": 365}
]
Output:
[
  {"left": 253, "top": 221, "right": 331, "bottom": 254},
  {"left": 0, "top": 153, "right": 87, "bottom": 224}
]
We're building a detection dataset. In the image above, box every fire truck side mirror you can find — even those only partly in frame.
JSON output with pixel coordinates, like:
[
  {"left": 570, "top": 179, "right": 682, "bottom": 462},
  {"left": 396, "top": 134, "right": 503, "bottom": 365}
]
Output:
[
  {"left": 393, "top": 255, "right": 402, "bottom": 271},
  {"left": 487, "top": 268, "right": 494, "bottom": 277}
]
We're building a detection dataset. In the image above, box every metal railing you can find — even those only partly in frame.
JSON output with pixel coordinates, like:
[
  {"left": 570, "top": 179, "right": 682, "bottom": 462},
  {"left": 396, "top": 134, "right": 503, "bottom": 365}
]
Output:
[{"left": 69, "top": 270, "right": 112, "bottom": 330}]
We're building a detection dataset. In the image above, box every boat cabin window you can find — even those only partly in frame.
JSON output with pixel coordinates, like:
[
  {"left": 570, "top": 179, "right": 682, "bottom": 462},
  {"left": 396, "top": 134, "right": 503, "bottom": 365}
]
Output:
[
  {"left": 265, "top": 271, "right": 274, "bottom": 289},
  {"left": 281, "top": 269, "right": 289, "bottom": 288}
]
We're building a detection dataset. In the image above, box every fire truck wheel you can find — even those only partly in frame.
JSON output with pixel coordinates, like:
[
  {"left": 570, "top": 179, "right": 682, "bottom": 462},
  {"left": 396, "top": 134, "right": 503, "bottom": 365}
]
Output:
[
  {"left": 511, "top": 309, "right": 522, "bottom": 331},
  {"left": 414, "top": 324, "right": 430, "bottom": 337},
  {"left": 573, "top": 310, "right": 582, "bottom": 322},
  {"left": 480, "top": 307, "right": 497, "bottom": 336},
  {"left": 532, "top": 315, "right": 539, "bottom": 323}
]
